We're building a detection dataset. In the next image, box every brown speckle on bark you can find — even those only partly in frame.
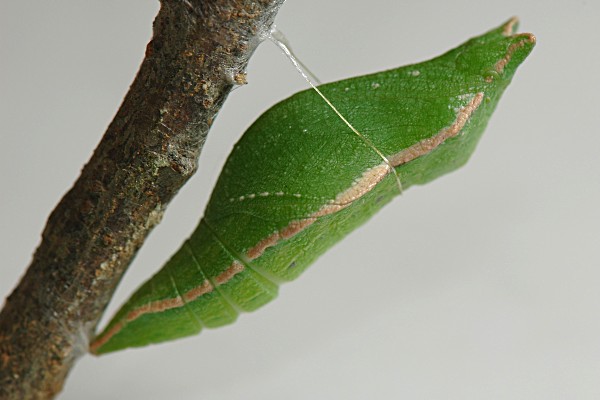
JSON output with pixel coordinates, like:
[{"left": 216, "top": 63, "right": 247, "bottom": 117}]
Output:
[{"left": 234, "top": 72, "right": 248, "bottom": 85}]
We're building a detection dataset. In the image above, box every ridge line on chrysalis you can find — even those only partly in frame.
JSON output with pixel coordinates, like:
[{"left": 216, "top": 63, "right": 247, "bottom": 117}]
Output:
[
  {"left": 167, "top": 272, "right": 204, "bottom": 330},
  {"left": 184, "top": 237, "right": 241, "bottom": 315},
  {"left": 201, "top": 218, "right": 282, "bottom": 288}
]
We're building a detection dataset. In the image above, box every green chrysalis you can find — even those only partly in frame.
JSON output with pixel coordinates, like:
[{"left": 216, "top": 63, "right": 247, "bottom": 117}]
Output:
[{"left": 91, "top": 19, "right": 534, "bottom": 354}]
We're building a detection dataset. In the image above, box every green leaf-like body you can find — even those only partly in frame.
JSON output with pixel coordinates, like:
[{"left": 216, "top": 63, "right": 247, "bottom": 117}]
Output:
[{"left": 91, "top": 19, "right": 534, "bottom": 354}]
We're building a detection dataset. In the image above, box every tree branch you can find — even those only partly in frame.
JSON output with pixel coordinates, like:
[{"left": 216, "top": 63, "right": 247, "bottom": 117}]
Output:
[{"left": 0, "top": 1, "right": 285, "bottom": 398}]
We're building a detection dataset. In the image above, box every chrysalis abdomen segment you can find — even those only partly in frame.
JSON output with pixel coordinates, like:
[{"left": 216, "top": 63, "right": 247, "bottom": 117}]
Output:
[{"left": 91, "top": 221, "right": 279, "bottom": 354}]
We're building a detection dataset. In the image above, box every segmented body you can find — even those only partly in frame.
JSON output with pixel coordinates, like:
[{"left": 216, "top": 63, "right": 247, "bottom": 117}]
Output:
[{"left": 91, "top": 20, "right": 534, "bottom": 354}]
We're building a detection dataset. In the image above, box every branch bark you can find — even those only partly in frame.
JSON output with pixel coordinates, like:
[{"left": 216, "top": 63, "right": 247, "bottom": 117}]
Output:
[{"left": 0, "top": 1, "right": 285, "bottom": 398}]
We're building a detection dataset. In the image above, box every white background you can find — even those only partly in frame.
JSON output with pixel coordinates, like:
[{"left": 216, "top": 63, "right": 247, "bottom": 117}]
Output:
[{"left": 2, "top": 1, "right": 599, "bottom": 399}]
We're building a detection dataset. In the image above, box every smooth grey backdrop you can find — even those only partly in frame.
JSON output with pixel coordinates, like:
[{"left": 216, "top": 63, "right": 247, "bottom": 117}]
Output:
[{"left": 1, "top": 1, "right": 599, "bottom": 399}]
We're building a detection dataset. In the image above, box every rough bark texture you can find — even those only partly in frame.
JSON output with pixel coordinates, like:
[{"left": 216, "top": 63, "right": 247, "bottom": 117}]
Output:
[{"left": 0, "top": 1, "right": 285, "bottom": 398}]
